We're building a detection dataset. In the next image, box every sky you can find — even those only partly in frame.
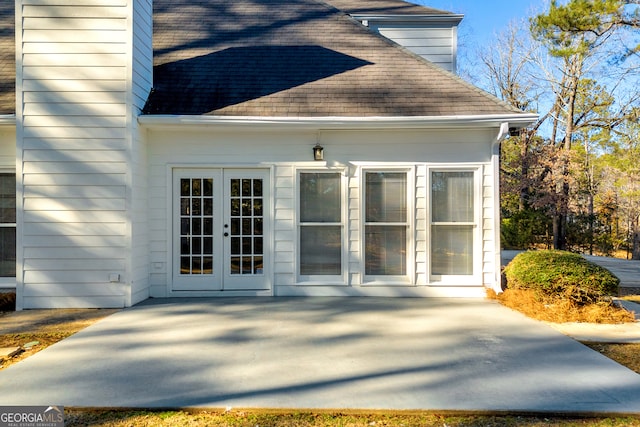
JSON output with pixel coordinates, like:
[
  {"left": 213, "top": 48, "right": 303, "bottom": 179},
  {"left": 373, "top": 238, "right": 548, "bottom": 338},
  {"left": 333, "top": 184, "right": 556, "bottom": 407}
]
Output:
[{"left": 414, "top": 1, "right": 549, "bottom": 52}]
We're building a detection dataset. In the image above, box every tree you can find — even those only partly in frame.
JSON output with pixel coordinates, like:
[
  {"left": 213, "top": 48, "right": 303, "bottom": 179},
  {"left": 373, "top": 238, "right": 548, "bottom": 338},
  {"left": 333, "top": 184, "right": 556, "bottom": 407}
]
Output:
[{"left": 530, "top": 0, "right": 639, "bottom": 250}]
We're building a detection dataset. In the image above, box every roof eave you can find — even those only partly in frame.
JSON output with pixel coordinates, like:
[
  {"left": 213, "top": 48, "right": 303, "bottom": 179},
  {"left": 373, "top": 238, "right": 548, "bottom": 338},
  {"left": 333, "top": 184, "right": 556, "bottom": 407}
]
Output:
[
  {"left": 350, "top": 13, "right": 464, "bottom": 23},
  {"left": 138, "top": 114, "right": 538, "bottom": 131},
  {"left": 0, "top": 115, "right": 16, "bottom": 127}
]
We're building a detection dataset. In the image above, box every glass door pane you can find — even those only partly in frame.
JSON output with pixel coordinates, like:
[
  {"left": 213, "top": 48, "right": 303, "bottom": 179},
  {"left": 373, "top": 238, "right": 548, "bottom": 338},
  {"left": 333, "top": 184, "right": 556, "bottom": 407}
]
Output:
[
  {"left": 228, "top": 178, "right": 264, "bottom": 276},
  {"left": 179, "top": 177, "right": 214, "bottom": 275}
]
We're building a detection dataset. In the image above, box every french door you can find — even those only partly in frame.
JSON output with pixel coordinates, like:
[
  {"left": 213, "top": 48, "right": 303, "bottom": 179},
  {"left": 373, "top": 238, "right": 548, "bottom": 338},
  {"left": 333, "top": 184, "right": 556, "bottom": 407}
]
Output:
[{"left": 172, "top": 168, "right": 270, "bottom": 291}]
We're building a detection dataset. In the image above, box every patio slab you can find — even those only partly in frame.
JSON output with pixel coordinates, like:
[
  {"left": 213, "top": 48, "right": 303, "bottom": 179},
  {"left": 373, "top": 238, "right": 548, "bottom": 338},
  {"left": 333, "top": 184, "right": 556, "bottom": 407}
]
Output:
[{"left": 0, "top": 297, "right": 639, "bottom": 413}]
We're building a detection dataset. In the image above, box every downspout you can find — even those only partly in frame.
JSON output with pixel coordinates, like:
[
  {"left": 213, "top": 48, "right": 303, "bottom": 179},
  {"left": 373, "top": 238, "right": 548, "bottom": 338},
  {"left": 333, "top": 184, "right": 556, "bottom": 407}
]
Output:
[{"left": 492, "top": 123, "right": 510, "bottom": 293}]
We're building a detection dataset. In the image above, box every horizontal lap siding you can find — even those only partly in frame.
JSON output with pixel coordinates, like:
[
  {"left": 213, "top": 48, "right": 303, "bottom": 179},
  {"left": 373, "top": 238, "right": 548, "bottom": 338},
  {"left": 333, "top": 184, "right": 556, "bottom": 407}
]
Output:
[
  {"left": 482, "top": 165, "right": 497, "bottom": 287},
  {"left": 19, "top": 1, "right": 130, "bottom": 308},
  {"left": 130, "top": 0, "right": 153, "bottom": 305},
  {"left": 369, "top": 24, "right": 457, "bottom": 73},
  {"left": 147, "top": 129, "right": 495, "bottom": 295}
]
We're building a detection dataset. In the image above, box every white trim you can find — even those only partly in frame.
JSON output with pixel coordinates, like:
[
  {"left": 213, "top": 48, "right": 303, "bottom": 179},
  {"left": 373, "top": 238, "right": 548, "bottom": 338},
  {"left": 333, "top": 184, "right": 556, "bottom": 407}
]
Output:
[
  {"left": 0, "top": 278, "right": 16, "bottom": 289},
  {"left": 350, "top": 14, "right": 464, "bottom": 24},
  {"left": 0, "top": 116, "right": 16, "bottom": 127},
  {"left": 360, "top": 166, "right": 415, "bottom": 285},
  {"left": 427, "top": 165, "right": 483, "bottom": 286},
  {"left": 15, "top": 4, "right": 24, "bottom": 310},
  {"left": 138, "top": 114, "right": 539, "bottom": 131},
  {"left": 294, "top": 167, "right": 348, "bottom": 286},
  {"left": 166, "top": 165, "right": 274, "bottom": 296},
  {"left": 493, "top": 123, "right": 511, "bottom": 292}
]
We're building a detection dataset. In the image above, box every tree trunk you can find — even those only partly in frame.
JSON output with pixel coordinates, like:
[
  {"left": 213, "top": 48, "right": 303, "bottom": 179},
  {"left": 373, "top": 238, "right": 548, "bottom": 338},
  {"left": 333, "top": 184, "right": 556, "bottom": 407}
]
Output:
[
  {"left": 553, "top": 212, "right": 567, "bottom": 250},
  {"left": 519, "top": 132, "right": 530, "bottom": 211},
  {"left": 633, "top": 229, "right": 640, "bottom": 260}
]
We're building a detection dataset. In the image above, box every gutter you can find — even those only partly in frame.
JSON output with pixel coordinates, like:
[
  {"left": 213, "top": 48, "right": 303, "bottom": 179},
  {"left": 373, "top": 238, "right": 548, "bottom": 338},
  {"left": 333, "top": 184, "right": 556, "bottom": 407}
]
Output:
[
  {"left": 350, "top": 14, "right": 464, "bottom": 24},
  {"left": 0, "top": 115, "right": 16, "bottom": 127},
  {"left": 139, "top": 114, "right": 538, "bottom": 131},
  {"left": 492, "top": 122, "right": 513, "bottom": 294}
]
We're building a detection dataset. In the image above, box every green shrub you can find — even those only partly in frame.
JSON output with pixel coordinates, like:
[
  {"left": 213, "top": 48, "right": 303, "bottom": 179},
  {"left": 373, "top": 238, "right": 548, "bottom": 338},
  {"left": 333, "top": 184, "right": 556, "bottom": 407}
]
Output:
[
  {"left": 503, "top": 250, "right": 620, "bottom": 304},
  {"left": 501, "top": 209, "right": 551, "bottom": 249}
]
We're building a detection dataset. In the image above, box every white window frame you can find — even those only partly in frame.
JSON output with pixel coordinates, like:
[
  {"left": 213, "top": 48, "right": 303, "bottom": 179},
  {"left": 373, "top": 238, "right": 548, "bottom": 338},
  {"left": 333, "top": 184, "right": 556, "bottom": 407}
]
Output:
[
  {"left": 428, "top": 166, "right": 482, "bottom": 285},
  {"left": 295, "top": 168, "right": 348, "bottom": 285},
  {"left": 360, "top": 166, "right": 414, "bottom": 285},
  {"left": 0, "top": 170, "right": 16, "bottom": 286}
]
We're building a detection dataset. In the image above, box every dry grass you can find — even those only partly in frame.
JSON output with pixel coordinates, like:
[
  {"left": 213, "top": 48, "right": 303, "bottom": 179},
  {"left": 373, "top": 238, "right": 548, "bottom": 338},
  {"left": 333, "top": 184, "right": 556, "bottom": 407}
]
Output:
[
  {"left": 584, "top": 342, "right": 640, "bottom": 374},
  {"left": 0, "top": 309, "right": 118, "bottom": 370},
  {"left": 62, "top": 409, "right": 640, "bottom": 427},
  {"left": 488, "top": 288, "right": 636, "bottom": 324},
  {"left": 623, "top": 295, "right": 640, "bottom": 304}
]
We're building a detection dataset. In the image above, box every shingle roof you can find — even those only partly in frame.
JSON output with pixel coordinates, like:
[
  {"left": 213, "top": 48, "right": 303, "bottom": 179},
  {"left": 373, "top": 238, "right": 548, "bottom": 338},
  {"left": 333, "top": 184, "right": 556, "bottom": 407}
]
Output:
[
  {"left": 145, "top": 0, "right": 522, "bottom": 117},
  {"left": 0, "top": 2, "right": 15, "bottom": 115},
  {"left": 0, "top": 0, "right": 522, "bottom": 118},
  {"left": 325, "top": 0, "right": 452, "bottom": 16}
]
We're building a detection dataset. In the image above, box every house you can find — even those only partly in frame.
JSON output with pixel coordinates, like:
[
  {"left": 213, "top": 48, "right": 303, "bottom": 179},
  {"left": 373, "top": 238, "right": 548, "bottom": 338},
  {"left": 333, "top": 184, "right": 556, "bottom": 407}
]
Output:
[{"left": 1, "top": 0, "right": 536, "bottom": 309}]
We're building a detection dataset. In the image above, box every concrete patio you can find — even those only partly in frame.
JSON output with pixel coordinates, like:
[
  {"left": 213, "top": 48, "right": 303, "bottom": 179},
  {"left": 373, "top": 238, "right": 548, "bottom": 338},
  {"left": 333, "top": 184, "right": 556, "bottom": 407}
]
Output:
[{"left": 1, "top": 297, "right": 639, "bottom": 413}]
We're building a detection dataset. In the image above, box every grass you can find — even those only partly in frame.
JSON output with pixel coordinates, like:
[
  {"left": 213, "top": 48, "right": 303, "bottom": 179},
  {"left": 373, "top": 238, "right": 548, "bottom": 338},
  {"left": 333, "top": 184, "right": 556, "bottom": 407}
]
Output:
[
  {"left": 584, "top": 342, "right": 640, "bottom": 374},
  {"left": 623, "top": 295, "right": 640, "bottom": 304},
  {"left": 0, "top": 331, "right": 78, "bottom": 370},
  {"left": 61, "top": 409, "right": 640, "bottom": 426}
]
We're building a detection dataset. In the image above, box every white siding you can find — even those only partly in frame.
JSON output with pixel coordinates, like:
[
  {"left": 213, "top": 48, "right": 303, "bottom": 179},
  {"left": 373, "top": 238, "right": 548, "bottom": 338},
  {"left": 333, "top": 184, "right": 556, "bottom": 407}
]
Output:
[
  {"left": 368, "top": 22, "right": 458, "bottom": 73},
  {"left": 129, "top": 0, "right": 153, "bottom": 305},
  {"left": 17, "top": 0, "right": 152, "bottom": 308},
  {"left": 146, "top": 127, "right": 496, "bottom": 298}
]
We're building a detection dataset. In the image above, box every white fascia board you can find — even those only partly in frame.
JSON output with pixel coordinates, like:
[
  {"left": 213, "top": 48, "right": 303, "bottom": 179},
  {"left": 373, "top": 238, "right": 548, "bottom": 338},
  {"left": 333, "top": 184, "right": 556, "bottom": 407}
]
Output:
[
  {"left": 0, "top": 115, "right": 16, "bottom": 127},
  {"left": 138, "top": 114, "right": 539, "bottom": 131},
  {"left": 351, "top": 14, "right": 464, "bottom": 24}
]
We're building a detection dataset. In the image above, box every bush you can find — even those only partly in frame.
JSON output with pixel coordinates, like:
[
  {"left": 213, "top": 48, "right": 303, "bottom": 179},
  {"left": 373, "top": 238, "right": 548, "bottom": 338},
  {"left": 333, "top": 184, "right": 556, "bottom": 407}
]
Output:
[
  {"left": 0, "top": 291, "right": 15, "bottom": 311},
  {"left": 501, "top": 209, "right": 551, "bottom": 249},
  {"left": 503, "top": 250, "right": 620, "bottom": 304}
]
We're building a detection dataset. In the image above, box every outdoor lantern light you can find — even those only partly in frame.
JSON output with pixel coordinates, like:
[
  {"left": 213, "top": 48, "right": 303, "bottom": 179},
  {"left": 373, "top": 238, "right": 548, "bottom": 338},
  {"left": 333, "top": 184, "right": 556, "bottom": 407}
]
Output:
[{"left": 313, "top": 143, "right": 324, "bottom": 161}]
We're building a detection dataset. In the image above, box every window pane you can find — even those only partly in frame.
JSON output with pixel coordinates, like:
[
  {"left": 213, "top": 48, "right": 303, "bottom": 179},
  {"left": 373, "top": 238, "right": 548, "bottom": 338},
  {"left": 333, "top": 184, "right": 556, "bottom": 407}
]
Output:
[
  {"left": 0, "top": 174, "right": 15, "bottom": 224},
  {"left": 431, "top": 225, "right": 473, "bottom": 275},
  {"left": 300, "top": 226, "right": 341, "bottom": 275},
  {"left": 366, "top": 172, "right": 406, "bottom": 222},
  {"left": 0, "top": 227, "right": 15, "bottom": 277},
  {"left": 300, "top": 173, "right": 341, "bottom": 222},
  {"left": 432, "top": 172, "right": 474, "bottom": 222},
  {"left": 365, "top": 225, "right": 406, "bottom": 275}
]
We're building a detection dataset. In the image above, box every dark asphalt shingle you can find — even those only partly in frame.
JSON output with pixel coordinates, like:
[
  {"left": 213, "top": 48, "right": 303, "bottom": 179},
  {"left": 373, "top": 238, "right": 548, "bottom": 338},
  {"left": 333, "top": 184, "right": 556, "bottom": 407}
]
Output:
[
  {"left": 145, "top": 0, "right": 521, "bottom": 116},
  {"left": 0, "top": 1, "right": 523, "bottom": 118}
]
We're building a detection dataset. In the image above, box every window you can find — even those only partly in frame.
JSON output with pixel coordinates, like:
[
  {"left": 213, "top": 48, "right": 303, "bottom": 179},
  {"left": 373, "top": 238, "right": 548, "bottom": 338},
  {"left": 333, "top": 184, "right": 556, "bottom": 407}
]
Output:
[
  {"left": 0, "top": 174, "right": 15, "bottom": 277},
  {"left": 430, "top": 171, "right": 475, "bottom": 276},
  {"left": 364, "top": 171, "right": 407, "bottom": 277},
  {"left": 299, "top": 172, "right": 342, "bottom": 276}
]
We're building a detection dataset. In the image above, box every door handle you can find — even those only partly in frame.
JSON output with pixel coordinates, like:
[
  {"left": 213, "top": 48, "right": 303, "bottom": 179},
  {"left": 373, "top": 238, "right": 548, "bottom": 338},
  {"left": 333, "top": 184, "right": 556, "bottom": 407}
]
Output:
[{"left": 224, "top": 232, "right": 229, "bottom": 237}]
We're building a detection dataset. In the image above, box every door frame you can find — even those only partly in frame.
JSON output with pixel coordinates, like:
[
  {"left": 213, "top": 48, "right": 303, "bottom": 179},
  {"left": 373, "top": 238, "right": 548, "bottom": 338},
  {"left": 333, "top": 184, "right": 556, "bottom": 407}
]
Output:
[{"left": 167, "top": 165, "right": 274, "bottom": 296}]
